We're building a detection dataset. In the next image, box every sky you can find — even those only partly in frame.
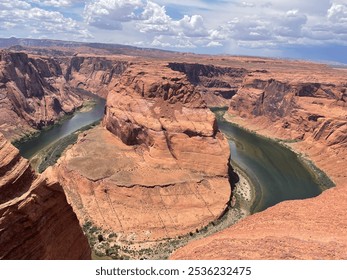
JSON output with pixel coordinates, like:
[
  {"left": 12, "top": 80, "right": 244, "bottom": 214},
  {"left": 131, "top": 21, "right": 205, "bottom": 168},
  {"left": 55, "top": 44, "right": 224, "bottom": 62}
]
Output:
[{"left": 1, "top": 0, "right": 347, "bottom": 63}]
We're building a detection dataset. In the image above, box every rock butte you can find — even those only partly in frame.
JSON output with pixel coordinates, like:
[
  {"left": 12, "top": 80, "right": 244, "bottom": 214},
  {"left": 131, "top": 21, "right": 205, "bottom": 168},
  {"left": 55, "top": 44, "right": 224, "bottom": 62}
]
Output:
[
  {"left": 0, "top": 133, "right": 91, "bottom": 259},
  {"left": 54, "top": 60, "right": 232, "bottom": 242}
]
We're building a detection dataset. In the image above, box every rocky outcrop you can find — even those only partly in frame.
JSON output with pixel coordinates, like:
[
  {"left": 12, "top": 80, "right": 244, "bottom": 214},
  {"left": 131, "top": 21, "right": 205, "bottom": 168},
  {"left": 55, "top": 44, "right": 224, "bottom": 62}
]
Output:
[
  {"left": 55, "top": 61, "right": 232, "bottom": 243},
  {"left": 168, "top": 63, "right": 248, "bottom": 107},
  {"left": 3, "top": 46, "right": 346, "bottom": 260},
  {"left": 0, "top": 51, "right": 83, "bottom": 140},
  {"left": 0, "top": 133, "right": 91, "bottom": 259},
  {"left": 171, "top": 182, "right": 347, "bottom": 259}
]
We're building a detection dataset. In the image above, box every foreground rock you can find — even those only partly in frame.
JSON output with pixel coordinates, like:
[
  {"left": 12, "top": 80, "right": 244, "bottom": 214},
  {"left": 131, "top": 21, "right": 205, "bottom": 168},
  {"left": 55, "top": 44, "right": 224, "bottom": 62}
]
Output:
[
  {"left": 171, "top": 182, "right": 347, "bottom": 259},
  {"left": 0, "top": 133, "right": 91, "bottom": 259},
  {"left": 171, "top": 59, "right": 347, "bottom": 259},
  {"left": 55, "top": 60, "right": 232, "bottom": 243}
]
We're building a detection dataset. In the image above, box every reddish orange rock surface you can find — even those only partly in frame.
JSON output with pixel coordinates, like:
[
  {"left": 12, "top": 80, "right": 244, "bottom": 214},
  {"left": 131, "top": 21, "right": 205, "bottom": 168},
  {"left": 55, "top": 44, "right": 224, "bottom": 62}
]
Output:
[
  {"left": 171, "top": 182, "right": 347, "bottom": 259},
  {"left": 0, "top": 133, "right": 91, "bottom": 259},
  {"left": 64, "top": 55, "right": 128, "bottom": 98},
  {"left": 0, "top": 51, "right": 84, "bottom": 140},
  {"left": 2, "top": 45, "right": 346, "bottom": 259},
  {"left": 0, "top": 50, "right": 128, "bottom": 141},
  {"left": 55, "top": 60, "right": 232, "bottom": 242}
]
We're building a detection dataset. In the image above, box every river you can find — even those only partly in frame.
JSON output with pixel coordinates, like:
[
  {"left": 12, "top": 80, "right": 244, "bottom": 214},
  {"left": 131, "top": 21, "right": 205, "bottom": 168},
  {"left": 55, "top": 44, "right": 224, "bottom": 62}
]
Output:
[
  {"left": 17, "top": 93, "right": 106, "bottom": 159},
  {"left": 212, "top": 108, "right": 333, "bottom": 213}
]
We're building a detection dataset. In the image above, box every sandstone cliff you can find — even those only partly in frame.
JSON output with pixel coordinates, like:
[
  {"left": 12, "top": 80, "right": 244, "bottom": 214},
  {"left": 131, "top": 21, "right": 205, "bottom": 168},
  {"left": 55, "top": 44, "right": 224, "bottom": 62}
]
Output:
[
  {"left": 226, "top": 62, "right": 347, "bottom": 182},
  {"left": 55, "top": 60, "right": 232, "bottom": 243},
  {"left": 64, "top": 56, "right": 128, "bottom": 98},
  {"left": 0, "top": 51, "right": 84, "bottom": 141},
  {"left": 0, "top": 133, "right": 91, "bottom": 259},
  {"left": 168, "top": 62, "right": 248, "bottom": 107},
  {"left": 171, "top": 181, "right": 347, "bottom": 259},
  {"left": 229, "top": 75, "right": 347, "bottom": 146},
  {"left": 3, "top": 47, "right": 345, "bottom": 259},
  {"left": 0, "top": 51, "right": 128, "bottom": 141}
]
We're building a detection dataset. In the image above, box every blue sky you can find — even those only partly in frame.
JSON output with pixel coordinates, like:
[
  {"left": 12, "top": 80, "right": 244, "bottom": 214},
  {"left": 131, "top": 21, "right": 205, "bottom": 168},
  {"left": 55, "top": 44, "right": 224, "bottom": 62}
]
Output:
[{"left": 1, "top": 0, "right": 347, "bottom": 63}]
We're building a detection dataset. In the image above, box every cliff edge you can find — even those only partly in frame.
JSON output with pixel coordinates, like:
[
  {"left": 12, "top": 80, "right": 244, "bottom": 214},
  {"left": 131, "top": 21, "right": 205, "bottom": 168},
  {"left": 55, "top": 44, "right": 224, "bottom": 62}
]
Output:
[{"left": 0, "top": 133, "right": 91, "bottom": 259}]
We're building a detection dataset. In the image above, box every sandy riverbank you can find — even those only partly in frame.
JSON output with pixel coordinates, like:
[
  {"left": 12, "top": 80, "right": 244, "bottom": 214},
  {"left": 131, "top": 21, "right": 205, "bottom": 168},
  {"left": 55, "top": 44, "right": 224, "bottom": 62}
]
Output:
[{"left": 231, "top": 163, "right": 257, "bottom": 215}]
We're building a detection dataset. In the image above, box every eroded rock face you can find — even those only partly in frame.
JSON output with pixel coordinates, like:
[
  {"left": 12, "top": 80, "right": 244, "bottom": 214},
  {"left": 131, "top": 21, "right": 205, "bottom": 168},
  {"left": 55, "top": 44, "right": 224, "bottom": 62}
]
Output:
[
  {"left": 229, "top": 70, "right": 347, "bottom": 147},
  {"left": 168, "top": 62, "right": 248, "bottom": 107},
  {"left": 0, "top": 133, "right": 91, "bottom": 259},
  {"left": 55, "top": 61, "right": 232, "bottom": 242},
  {"left": 0, "top": 51, "right": 128, "bottom": 141},
  {"left": 65, "top": 56, "right": 128, "bottom": 98},
  {"left": 0, "top": 51, "right": 85, "bottom": 140}
]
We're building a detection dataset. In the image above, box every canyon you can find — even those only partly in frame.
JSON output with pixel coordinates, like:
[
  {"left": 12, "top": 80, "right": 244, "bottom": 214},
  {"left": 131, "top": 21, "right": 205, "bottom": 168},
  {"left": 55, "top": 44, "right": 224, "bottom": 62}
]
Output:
[
  {"left": 0, "top": 50, "right": 127, "bottom": 141},
  {"left": 0, "top": 51, "right": 82, "bottom": 141},
  {"left": 0, "top": 40, "right": 346, "bottom": 259}
]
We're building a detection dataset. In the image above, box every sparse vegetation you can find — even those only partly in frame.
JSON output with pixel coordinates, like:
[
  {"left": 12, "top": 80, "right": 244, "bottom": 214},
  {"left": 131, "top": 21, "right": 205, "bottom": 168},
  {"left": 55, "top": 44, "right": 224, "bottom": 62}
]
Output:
[{"left": 30, "top": 120, "right": 101, "bottom": 173}]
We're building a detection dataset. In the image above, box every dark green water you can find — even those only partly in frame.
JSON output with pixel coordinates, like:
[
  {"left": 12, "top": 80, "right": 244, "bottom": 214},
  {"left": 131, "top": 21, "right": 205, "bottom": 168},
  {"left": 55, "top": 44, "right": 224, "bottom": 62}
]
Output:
[
  {"left": 16, "top": 94, "right": 106, "bottom": 159},
  {"left": 212, "top": 108, "right": 334, "bottom": 213}
]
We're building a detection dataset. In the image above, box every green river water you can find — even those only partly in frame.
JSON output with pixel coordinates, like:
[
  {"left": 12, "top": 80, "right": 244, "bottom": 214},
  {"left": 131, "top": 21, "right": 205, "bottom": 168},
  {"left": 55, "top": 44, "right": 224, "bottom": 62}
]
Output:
[
  {"left": 17, "top": 93, "right": 106, "bottom": 159},
  {"left": 212, "top": 108, "right": 334, "bottom": 213}
]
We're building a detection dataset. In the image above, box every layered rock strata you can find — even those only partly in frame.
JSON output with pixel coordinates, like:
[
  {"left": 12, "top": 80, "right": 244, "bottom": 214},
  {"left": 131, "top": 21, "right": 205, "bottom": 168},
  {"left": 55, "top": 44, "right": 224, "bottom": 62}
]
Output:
[
  {"left": 0, "top": 51, "right": 127, "bottom": 141},
  {"left": 226, "top": 62, "right": 347, "bottom": 183},
  {"left": 55, "top": 61, "right": 232, "bottom": 242},
  {"left": 0, "top": 133, "right": 91, "bottom": 259},
  {"left": 168, "top": 62, "right": 248, "bottom": 107},
  {"left": 64, "top": 56, "right": 128, "bottom": 98},
  {"left": 229, "top": 76, "right": 347, "bottom": 146},
  {"left": 0, "top": 51, "right": 83, "bottom": 140}
]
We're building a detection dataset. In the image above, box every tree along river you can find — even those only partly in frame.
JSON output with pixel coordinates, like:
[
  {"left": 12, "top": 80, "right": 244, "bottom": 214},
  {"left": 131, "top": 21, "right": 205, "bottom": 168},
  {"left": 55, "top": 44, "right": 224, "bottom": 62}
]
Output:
[
  {"left": 212, "top": 107, "right": 334, "bottom": 213},
  {"left": 17, "top": 94, "right": 106, "bottom": 159}
]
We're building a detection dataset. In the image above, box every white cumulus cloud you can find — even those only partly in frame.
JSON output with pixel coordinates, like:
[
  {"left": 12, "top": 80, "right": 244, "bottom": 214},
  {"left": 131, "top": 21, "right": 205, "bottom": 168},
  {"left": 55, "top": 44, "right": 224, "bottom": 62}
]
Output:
[
  {"left": 2, "top": 0, "right": 347, "bottom": 57},
  {"left": 0, "top": 1, "right": 91, "bottom": 39},
  {"left": 328, "top": 3, "right": 347, "bottom": 22},
  {"left": 84, "top": 0, "right": 144, "bottom": 30},
  {"left": 29, "top": 0, "right": 85, "bottom": 7},
  {"left": 0, "top": 0, "right": 31, "bottom": 9}
]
